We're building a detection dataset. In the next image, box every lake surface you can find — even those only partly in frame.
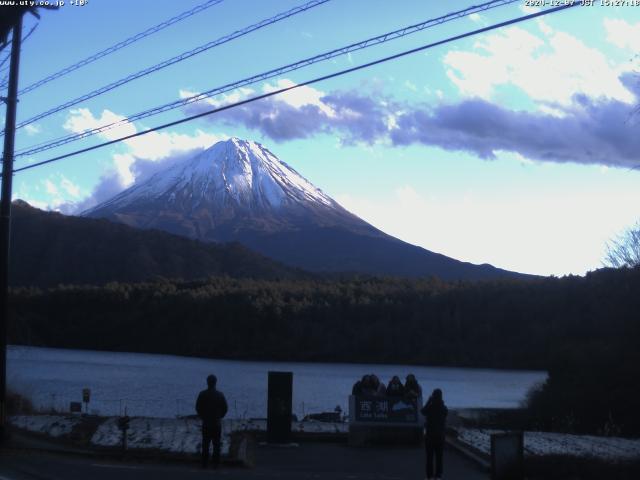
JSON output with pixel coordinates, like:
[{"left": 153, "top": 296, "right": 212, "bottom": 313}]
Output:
[{"left": 7, "top": 345, "right": 546, "bottom": 418}]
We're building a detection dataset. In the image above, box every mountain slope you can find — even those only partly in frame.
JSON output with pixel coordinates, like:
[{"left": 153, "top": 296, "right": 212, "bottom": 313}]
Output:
[
  {"left": 10, "top": 200, "right": 304, "bottom": 287},
  {"left": 85, "top": 138, "right": 526, "bottom": 280},
  {"left": 84, "top": 138, "right": 377, "bottom": 239}
]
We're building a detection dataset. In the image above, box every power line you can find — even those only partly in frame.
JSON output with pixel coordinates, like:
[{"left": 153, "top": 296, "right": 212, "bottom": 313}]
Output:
[
  {"left": 17, "top": 0, "right": 225, "bottom": 96},
  {"left": 15, "top": 0, "right": 518, "bottom": 158},
  {"left": 10, "top": 3, "right": 579, "bottom": 176},
  {"left": 0, "top": 23, "right": 38, "bottom": 89},
  {"left": 10, "top": 0, "right": 330, "bottom": 133}
]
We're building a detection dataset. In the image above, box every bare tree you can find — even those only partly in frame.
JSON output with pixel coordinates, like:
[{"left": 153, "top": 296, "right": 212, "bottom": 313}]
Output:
[{"left": 605, "top": 221, "right": 640, "bottom": 268}]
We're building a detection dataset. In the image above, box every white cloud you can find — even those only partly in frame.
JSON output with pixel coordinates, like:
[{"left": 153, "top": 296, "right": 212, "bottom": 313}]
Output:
[
  {"left": 604, "top": 18, "right": 640, "bottom": 50},
  {"left": 469, "top": 13, "right": 482, "bottom": 23},
  {"left": 537, "top": 104, "right": 566, "bottom": 118},
  {"left": 261, "top": 79, "right": 335, "bottom": 117},
  {"left": 39, "top": 175, "right": 81, "bottom": 210},
  {"left": 536, "top": 18, "right": 553, "bottom": 36},
  {"left": 444, "top": 25, "right": 635, "bottom": 106},
  {"left": 404, "top": 80, "right": 418, "bottom": 92},
  {"left": 112, "top": 153, "right": 136, "bottom": 188},
  {"left": 44, "top": 179, "right": 58, "bottom": 196},
  {"left": 64, "top": 108, "right": 222, "bottom": 162},
  {"left": 24, "top": 124, "right": 41, "bottom": 136},
  {"left": 179, "top": 87, "right": 254, "bottom": 109},
  {"left": 125, "top": 129, "right": 222, "bottom": 162},
  {"left": 59, "top": 175, "right": 81, "bottom": 198},
  {"left": 64, "top": 108, "right": 136, "bottom": 141}
]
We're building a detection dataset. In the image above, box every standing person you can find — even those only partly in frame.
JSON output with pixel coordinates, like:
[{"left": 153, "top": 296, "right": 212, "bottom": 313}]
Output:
[
  {"left": 421, "top": 388, "right": 448, "bottom": 480},
  {"left": 371, "top": 374, "right": 386, "bottom": 396},
  {"left": 361, "top": 375, "right": 376, "bottom": 396},
  {"left": 196, "top": 374, "right": 228, "bottom": 469},
  {"left": 386, "top": 375, "right": 405, "bottom": 397},
  {"left": 352, "top": 375, "right": 367, "bottom": 396},
  {"left": 405, "top": 373, "right": 423, "bottom": 400}
]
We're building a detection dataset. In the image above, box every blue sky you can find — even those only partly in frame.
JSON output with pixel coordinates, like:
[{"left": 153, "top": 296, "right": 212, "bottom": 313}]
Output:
[{"left": 3, "top": 0, "right": 640, "bottom": 276}]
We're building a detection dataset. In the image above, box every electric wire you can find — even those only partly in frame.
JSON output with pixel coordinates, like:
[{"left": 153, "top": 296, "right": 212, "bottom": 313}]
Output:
[
  {"left": 10, "top": 0, "right": 330, "bottom": 133},
  {"left": 15, "top": 0, "right": 518, "bottom": 158},
  {"left": 9, "top": 3, "right": 579, "bottom": 176},
  {"left": 0, "top": 23, "right": 39, "bottom": 90},
  {"left": 17, "top": 0, "right": 225, "bottom": 96}
]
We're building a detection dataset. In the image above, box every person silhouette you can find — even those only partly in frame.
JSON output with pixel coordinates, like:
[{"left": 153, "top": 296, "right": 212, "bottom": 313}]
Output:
[
  {"left": 386, "top": 375, "right": 405, "bottom": 397},
  {"left": 421, "top": 388, "right": 448, "bottom": 480},
  {"left": 405, "top": 373, "right": 423, "bottom": 400},
  {"left": 195, "top": 374, "right": 228, "bottom": 469}
]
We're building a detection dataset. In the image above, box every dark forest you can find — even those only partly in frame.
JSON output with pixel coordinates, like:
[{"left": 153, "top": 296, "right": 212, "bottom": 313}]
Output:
[{"left": 8, "top": 265, "right": 640, "bottom": 435}]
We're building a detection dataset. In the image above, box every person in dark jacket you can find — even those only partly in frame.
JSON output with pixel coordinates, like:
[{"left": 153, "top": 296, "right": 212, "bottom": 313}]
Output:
[
  {"left": 352, "top": 375, "right": 367, "bottom": 396},
  {"left": 405, "top": 373, "right": 423, "bottom": 400},
  {"left": 371, "top": 374, "right": 386, "bottom": 396},
  {"left": 196, "top": 374, "right": 228, "bottom": 469},
  {"left": 386, "top": 375, "right": 405, "bottom": 397},
  {"left": 421, "top": 388, "right": 448, "bottom": 480},
  {"left": 361, "top": 375, "right": 376, "bottom": 396}
]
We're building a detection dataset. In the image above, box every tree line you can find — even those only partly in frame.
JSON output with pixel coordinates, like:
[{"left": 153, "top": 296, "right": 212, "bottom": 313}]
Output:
[{"left": 8, "top": 266, "right": 640, "bottom": 435}]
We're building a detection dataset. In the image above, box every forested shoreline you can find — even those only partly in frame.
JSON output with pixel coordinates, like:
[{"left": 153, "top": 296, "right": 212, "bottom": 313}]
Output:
[{"left": 8, "top": 266, "right": 640, "bottom": 434}]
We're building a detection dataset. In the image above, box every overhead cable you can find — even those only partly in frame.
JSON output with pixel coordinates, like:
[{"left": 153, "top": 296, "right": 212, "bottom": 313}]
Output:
[
  {"left": 0, "top": 23, "right": 38, "bottom": 89},
  {"left": 11, "top": 0, "right": 330, "bottom": 133},
  {"left": 15, "top": 0, "right": 517, "bottom": 158},
  {"left": 18, "top": 0, "right": 226, "bottom": 95},
  {"left": 10, "top": 3, "right": 579, "bottom": 176}
]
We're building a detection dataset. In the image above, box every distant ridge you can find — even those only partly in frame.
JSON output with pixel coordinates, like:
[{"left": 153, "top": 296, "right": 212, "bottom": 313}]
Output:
[{"left": 10, "top": 200, "right": 305, "bottom": 287}]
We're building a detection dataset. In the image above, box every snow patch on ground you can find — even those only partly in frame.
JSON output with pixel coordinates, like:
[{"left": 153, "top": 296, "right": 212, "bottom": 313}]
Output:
[
  {"left": 90, "top": 417, "right": 228, "bottom": 455},
  {"left": 9, "top": 415, "right": 81, "bottom": 438},
  {"left": 456, "top": 428, "right": 640, "bottom": 461},
  {"left": 229, "top": 418, "right": 347, "bottom": 434},
  {"left": 9, "top": 414, "right": 347, "bottom": 457}
]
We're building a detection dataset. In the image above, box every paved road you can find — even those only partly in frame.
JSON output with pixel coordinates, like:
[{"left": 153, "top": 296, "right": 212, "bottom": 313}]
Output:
[{"left": 1, "top": 443, "right": 488, "bottom": 480}]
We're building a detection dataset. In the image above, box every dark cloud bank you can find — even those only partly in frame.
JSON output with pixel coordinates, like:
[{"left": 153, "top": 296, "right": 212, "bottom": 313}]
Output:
[{"left": 189, "top": 72, "right": 640, "bottom": 169}]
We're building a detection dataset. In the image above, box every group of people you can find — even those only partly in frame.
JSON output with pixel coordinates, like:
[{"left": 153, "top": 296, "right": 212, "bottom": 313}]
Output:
[
  {"left": 351, "top": 373, "right": 423, "bottom": 399},
  {"left": 195, "top": 374, "right": 448, "bottom": 480},
  {"left": 351, "top": 373, "right": 447, "bottom": 479}
]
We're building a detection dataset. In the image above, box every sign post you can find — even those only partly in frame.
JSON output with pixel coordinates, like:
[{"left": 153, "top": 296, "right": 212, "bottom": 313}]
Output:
[
  {"left": 118, "top": 407, "right": 130, "bottom": 454},
  {"left": 267, "top": 371, "right": 292, "bottom": 444},
  {"left": 351, "top": 396, "right": 420, "bottom": 424},
  {"left": 82, "top": 388, "right": 91, "bottom": 414},
  {"left": 491, "top": 431, "right": 524, "bottom": 480},
  {"left": 348, "top": 395, "right": 423, "bottom": 446}
]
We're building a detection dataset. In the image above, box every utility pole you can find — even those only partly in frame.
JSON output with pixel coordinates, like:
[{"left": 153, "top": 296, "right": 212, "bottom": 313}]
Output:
[{"left": 0, "top": 12, "right": 23, "bottom": 444}]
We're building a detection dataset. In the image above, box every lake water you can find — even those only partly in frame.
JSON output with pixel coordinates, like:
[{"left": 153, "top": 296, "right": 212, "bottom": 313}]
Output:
[{"left": 7, "top": 345, "right": 546, "bottom": 418}]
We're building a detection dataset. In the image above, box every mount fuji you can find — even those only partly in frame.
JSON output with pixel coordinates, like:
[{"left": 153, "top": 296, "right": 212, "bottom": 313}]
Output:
[{"left": 84, "top": 138, "right": 522, "bottom": 280}]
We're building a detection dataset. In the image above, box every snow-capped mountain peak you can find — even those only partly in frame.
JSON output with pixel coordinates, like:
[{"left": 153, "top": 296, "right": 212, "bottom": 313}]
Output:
[{"left": 86, "top": 138, "right": 337, "bottom": 215}]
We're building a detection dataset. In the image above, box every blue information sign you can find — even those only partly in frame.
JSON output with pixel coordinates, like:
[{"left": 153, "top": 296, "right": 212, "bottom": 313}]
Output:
[{"left": 353, "top": 396, "right": 419, "bottom": 423}]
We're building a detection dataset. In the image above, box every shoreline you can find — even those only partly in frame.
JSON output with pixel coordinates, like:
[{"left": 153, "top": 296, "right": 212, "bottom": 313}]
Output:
[{"left": 8, "top": 343, "right": 549, "bottom": 374}]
